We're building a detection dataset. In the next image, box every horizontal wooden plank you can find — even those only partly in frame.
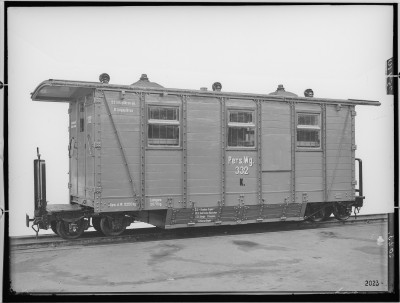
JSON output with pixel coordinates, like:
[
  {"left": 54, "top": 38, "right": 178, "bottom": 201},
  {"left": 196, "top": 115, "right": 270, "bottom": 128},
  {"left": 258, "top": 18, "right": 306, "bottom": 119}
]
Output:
[
  {"left": 295, "top": 156, "right": 323, "bottom": 165},
  {"left": 100, "top": 135, "right": 140, "bottom": 148},
  {"left": 187, "top": 97, "right": 220, "bottom": 105},
  {"left": 226, "top": 99, "right": 257, "bottom": 108},
  {"left": 262, "top": 192, "right": 291, "bottom": 204},
  {"left": 186, "top": 147, "right": 220, "bottom": 157},
  {"left": 102, "top": 123, "right": 140, "bottom": 132},
  {"left": 327, "top": 170, "right": 352, "bottom": 178},
  {"left": 101, "top": 147, "right": 140, "bottom": 158},
  {"left": 187, "top": 165, "right": 219, "bottom": 176},
  {"left": 225, "top": 193, "right": 258, "bottom": 206},
  {"left": 145, "top": 186, "right": 182, "bottom": 196},
  {"left": 296, "top": 163, "right": 322, "bottom": 170},
  {"left": 186, "top": 156, "right": 221, "bottom": 165},
  {"left": 187, "top": 107, "right": 220, "bottom": 115},
  {"left": 295, "top": 104, "right": 322, "bottom": 111},
  {"left": 187, "top": 178, "right": 221, "bottom": 187},
  {"left": 296, "top": 191, "right": 324, "bottom": 203},
  {"left": 188, "top": 119, "right": 219, "bottom": 129},
  {"left": 187, "top": 133, "right": 220, "bottom": 141},
  {"left": 145, "top": 94, "right": 181, "bottom": 103},
  {"left": 261, "top": 128, "right": 291, "bottom": 135},
  {"left": 296, "top": 183, "right": 324, "bottom": 191},
  {"left": 262, "top": 172, "right": 290, "bottom": 191},
  {"left": 147, "top": 170, "right": 182, "bottom": 180},
  {"left": 146, "top": 178, "right": 181, "bottom": 188},
  {"left": 261, "top": 120, "right": 290, "bottom": 129},
  {"left": 296, "top": 170, "right": 323, "bottom": 178},
  {"left": 296, "top": 176, "right": 323, "bottom": 184}
]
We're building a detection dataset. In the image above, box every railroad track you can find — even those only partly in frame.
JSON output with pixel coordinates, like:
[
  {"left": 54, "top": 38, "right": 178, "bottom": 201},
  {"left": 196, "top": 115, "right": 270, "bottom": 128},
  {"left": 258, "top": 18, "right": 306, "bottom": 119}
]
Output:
[{"left": 10, "top": 214, "right": 387, "bottom": 251}]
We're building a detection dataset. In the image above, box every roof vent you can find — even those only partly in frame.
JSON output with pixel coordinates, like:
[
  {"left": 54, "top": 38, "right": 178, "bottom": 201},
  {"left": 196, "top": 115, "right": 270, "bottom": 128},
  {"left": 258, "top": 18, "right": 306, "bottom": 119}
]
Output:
[
  {"left": 99, "top": 73, "right": 110, "bottom": 84},
  {"left": 131, "top": 74, "right": 164, "bottom": 88},
  {"left": 140, "top": 74, "right": 149, "bottom": 81},
  {"left": 212, "top": 82, "right": 222, "bottom": 92},
  {"left": 200, "top": 87, "right": 208, "bottom": 91},
  {"left": 269, "top": 84, "right": 298, "bottom": 97},
  {"left": 304, "top": 89, "right": 314, "bottom": 97}
]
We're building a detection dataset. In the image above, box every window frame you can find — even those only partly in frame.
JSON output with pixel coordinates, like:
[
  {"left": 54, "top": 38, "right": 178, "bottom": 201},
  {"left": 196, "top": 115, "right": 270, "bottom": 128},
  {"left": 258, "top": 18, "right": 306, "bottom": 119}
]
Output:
[
  {"left": 147, "top": 104, "right": 181, "bottom": 149},
  {"left": 226, "top": 107, "right": 257, "bottom": 150},
  {"left": 296, "top": 111, "right": 322, "bottom": 150}
]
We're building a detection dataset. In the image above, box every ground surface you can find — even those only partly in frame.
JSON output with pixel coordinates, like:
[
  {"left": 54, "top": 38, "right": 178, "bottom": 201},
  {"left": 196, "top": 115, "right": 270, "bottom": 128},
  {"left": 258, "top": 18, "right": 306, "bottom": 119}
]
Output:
[{"left": 9, "top": 221, "right": 388, "bottom": 293}]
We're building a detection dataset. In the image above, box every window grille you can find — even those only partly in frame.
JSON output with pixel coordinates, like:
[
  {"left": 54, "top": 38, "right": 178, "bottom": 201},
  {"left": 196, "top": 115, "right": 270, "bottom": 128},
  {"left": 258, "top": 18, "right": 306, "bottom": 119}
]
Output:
[
  {"left": 227, "top": 110, "right": 255, "bottom": 147},
  {"left": 147, "top": 106, "right": 180, "bottom": 146},
  {"left": 296, "top": 113, "right": 321, "bottom": 148}
]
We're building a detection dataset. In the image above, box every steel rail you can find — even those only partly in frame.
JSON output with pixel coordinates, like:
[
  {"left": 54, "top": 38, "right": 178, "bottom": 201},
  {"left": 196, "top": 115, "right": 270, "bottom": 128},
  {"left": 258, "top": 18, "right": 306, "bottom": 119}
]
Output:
[{"left": 10, "top": 214, "right": 388, "bottom": 251}]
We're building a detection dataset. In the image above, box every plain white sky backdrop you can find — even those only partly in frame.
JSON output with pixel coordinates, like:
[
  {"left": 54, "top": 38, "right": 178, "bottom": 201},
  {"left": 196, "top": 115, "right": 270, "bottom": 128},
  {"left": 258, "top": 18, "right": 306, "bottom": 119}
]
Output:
[{"left": 6, "top": 5, "right": 394, "bottom": 236}]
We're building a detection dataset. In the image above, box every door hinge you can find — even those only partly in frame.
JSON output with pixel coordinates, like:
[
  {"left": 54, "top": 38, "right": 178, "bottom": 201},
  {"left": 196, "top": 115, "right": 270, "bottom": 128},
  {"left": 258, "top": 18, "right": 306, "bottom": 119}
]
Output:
[
  {"left": 68, "top": 183, "right": 72, "bottom": 189},
  {"left": 351, "top": 110, "right": 357, "bottom": 116},
  {"left": 352, "top": 144, "right": 357, "bottom": 150}
]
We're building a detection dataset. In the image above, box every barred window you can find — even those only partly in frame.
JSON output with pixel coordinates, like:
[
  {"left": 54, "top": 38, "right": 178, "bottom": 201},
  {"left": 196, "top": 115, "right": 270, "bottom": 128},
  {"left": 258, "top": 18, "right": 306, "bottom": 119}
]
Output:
[
  {"left": 228, "top": 110, "right": 255, "bottom": 147},
  {"left": 148, "top": 106, "right": 180, "bottom": 146},
  {"left": 297, "top": 113, "right": 321, "bottom": 148}
]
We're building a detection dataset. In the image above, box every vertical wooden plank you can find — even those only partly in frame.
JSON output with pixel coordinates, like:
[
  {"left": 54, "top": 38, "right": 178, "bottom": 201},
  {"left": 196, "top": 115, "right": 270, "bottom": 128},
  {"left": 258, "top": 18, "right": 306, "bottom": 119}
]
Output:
[
  {"left": 140, "top": 92, "right": 146, "bottom": 210},
  {"left": 220, "top": 97, "right": 226, "bottom": 207},
  {"left": 322, "top": 103, "right": 327, "bottom": 202},
  {"left": 182, "top": 95, "right": 188, "bottom": 208},
  {"left": 69, "top": 100, "right": 78, "bottom": 197},
  {"left": 290, "top": 101, "right": 296, "bottom": 203},
  {"left": 257, "top": 100, "right": 262, "bottom": 205},
  {"left": 351, "top": 105, "right": 356, "bottom": 200}
]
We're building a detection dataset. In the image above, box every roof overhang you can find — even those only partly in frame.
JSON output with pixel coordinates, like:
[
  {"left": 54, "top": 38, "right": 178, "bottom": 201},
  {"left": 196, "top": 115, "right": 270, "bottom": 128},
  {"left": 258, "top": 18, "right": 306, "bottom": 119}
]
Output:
[
  {"left": 31, "top": 80, "right": 97, "bottom": 102},
  {"left": 31, "top": 79, "right": 381, "bottom": 107}
]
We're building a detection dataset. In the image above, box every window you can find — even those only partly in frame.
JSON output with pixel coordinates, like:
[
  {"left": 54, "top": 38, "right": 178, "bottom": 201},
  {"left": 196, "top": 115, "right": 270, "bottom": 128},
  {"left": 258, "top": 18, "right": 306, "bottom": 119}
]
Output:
[
  {"left": 148, "top": 106, "right": 180, "bottom": 146},
  {"left": 296, "top": 113, "right": 321, "bottom": 148},
  {"left": 227, "top": 110, "right": 255, "bottom": 147}
]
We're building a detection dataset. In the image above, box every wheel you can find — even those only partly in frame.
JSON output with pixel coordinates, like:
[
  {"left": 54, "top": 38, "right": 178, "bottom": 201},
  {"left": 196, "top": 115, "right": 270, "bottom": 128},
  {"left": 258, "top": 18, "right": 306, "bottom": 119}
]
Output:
[
  {"left": 92, "top": 217, "right": 103, "bottom": 234},
  {"left": 333, "top": 202, "right": 352, "bottom": 221},
  {"left": 100, "top": 216, "right": 126, "bottom": 236},
  {"left": 307, "top": 204, "right": 327, "bottom": 222},
  {"left": 56, "top": 219, "right": 85, "bottom": 240},
  {"left": 50, "top": 221, "right": 58, "bottom": 235}
]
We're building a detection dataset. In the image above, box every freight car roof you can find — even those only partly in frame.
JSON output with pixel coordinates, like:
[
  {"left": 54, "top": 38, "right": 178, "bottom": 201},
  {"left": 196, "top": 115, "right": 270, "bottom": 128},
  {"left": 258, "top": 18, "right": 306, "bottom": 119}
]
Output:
[{"left": 31, "top": 79, "right": 381, "bottom": 107}]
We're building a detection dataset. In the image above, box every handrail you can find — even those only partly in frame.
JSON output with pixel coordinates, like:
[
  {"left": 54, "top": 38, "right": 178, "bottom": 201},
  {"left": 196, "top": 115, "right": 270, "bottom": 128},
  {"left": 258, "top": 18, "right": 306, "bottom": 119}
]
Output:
[{"left": 355, "top": 158, "right": 364, "bottom": 198}]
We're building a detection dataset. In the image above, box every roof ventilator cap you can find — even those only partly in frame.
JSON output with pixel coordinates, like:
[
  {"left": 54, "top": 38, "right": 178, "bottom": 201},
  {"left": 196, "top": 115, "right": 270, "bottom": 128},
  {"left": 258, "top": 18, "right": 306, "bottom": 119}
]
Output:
[
  {"left": 200, "top": 87, "right": 208, "bottom": 91},
  {"left": 268, "top": 84, "right": 298, "bottom": 97},
  {"left": 212, "top": 82, "right": 222, "bottom": 91},
  {"left": 304, "top": 89, "right": 314, "bottom": 97},
  {"left": 99, "top": 73, "right": 110, "bottom": 84},
  {"left": 140, "top": 74, "right": 149, "bottom": 82}
]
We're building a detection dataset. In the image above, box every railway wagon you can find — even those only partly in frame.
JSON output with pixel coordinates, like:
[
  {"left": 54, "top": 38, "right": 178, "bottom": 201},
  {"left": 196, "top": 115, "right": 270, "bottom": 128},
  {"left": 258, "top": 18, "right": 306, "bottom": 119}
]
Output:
[{"left": 26, "top": 73, "right": 380, "bottom": 239}]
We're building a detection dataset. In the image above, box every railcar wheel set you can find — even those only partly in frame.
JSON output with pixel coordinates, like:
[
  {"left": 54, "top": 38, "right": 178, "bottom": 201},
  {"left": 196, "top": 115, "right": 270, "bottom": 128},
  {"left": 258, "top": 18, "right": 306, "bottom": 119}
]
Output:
[{"left": 26, "top": 73, "right": 379, "bottom": 240}]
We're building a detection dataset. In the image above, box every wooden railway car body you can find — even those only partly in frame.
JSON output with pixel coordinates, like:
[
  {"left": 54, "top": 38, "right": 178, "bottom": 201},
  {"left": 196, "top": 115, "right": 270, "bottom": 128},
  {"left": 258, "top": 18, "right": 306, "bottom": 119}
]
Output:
[{"left": 27, "top": 74, "right": 380, "bottom": 238}]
